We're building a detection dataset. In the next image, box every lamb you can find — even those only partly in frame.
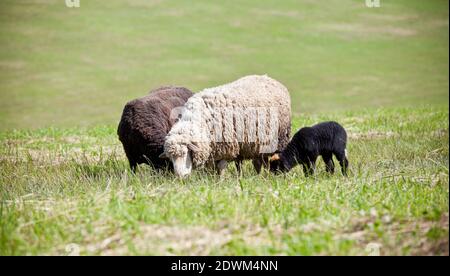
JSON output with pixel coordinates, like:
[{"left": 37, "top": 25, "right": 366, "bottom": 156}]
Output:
[
  {"left": 117, "top": 86, "right": 193, "bottom": 172},
  {"left": 159, "top": 75, "right": 291, "bottom": 177},
  {"left": 269, "top": 121, "right": 349, "bottom": 176}
]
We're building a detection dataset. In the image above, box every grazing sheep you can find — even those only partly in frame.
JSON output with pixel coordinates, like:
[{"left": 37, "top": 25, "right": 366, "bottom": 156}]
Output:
[
  {"left": 269, "top": 121, "right": 349, "bottom": 176},
  {"left": 118, "top": 86, "right": 193, "bottom": 172},
  {"left": 160, "top": 75, "right": 291, "bottom": 177}
]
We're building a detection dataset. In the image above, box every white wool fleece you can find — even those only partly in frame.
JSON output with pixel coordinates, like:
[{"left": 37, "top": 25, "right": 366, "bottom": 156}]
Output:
[{"left": 163, "top": 74, "right": 292, "bottom": 169}]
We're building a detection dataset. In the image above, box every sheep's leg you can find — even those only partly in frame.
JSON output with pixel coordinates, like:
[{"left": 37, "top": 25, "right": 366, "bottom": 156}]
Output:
[
  {"left": 253, "top": 156, "right": 270, "bottom": 173},
  {"left": 261, "top": 155, "right": 270, "bottom": 170},
  {"left": 124, "top": 148, "right": 137, "bottom": 173},
  {"left": 216, "top": 160, "right": 228, "bottom": 176},
  {"left": 322, "top": 153, "right": 335, "bottom": 174},
  {"left": 235, "top": 159, "right": 243, "bottom": 175},
  {"left": 335, "top": 151, "right": 349, "bottom": 176},
  {"left": 252, "top": 158, "right": 263, "bottom": 174}
]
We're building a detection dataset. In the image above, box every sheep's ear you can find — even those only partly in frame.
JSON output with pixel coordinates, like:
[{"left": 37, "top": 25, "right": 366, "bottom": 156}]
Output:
[
  {"left": 269, "top": 153, "right": 280, "bottom": 162},
  {"left": 159, "top": 152, "right": 168, "bottom": 159},
  {"left": 187, "top": 143, "right": 200, "bottom": 152}
]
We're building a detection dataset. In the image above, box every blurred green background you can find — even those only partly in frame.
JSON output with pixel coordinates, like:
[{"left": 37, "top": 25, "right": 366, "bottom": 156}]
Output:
[{"left": 0, "top": 0, "right": 448, "bottom": 130}]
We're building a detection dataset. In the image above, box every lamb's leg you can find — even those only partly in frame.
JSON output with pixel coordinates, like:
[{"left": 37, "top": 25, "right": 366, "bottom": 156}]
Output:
[
  {"left": 302, "top": 163, "right": 311, "bottom": 177},
  {"left": 322, "top": 153, "right": 335, "bottom": 174},
  {"left": 302, "top": 156, "right": 316, "bottom": 177},
  {"left": 130, "top": 161, "right": 137, "bottom": 173},
  {"left": 309, "top": 161, "right": 316, "bottom": 176},
  {"left": 216, "top": 160, "right": 228, "bottom": 176},
  {"left": 335, "top": 150, "right": 349, "bottom": 176}
]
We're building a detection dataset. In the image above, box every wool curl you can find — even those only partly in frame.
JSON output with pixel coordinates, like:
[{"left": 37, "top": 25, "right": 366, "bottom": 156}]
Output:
[{"left": 164, "top": 75, "right": 291, "bottom": 168}]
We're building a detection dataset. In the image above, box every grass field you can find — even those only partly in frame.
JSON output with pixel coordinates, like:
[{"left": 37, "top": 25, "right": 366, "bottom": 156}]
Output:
[
  {"left": 1, "top": 107, "right": 448, "bottom": 255},
  {"left": 0, "top": 0, "right": 449, "bottom": 255},
  {"left": 0, "top": 0, "right": 448, "bottom": 130}
]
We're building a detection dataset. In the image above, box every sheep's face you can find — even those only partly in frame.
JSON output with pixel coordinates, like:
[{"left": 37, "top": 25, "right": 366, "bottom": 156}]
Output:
[
  {"left": 269, "top": 153, "right": 288, "bottom": 173},
  {"left": 167, "top": 145, "right": 193, "bottom": 178}
]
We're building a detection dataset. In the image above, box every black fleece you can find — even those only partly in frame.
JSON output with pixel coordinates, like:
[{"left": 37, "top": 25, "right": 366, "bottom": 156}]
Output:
[{"left": 270, "top": 121, "right": 349, "bottom": 176}]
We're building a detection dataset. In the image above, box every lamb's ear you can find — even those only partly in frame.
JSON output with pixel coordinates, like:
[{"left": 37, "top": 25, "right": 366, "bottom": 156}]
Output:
[
  {"left": 159, "top": 152, "right": 168, "bottom": 159},
  {"left": 269, "top": 153, "right": 280, "bottom": 162},
  {"left": 187, "top": 143, "right": 200, "bottom": 152}
]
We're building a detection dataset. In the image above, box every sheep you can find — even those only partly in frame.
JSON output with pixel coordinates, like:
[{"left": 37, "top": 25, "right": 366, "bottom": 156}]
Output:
[
  {"left": 117, "top": 86, "right": 193, "bottom": 172},
  {"left": 269, "top": 121, "right": 349, "bottom": 176},
  {"left": 159, "top": 75, "right": 291, "bottom": 177}
]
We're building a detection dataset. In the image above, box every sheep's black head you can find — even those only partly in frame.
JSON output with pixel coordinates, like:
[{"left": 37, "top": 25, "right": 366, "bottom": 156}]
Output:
[{"left": 269, "top": 153, "right": 289, "bottom": 173}]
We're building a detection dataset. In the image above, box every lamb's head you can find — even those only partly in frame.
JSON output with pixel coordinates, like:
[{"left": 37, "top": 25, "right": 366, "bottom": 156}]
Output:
[{"left": 269, "top": 153, "right": 289, "bottom": 173}]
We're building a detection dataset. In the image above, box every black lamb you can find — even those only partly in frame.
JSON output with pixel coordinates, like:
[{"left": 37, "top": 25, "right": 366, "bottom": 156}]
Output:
[
  {"left": 269, "top": 121, "right": 349, "bottom": 176},
  {"left": 118, "top": 86, "right": 193, "bottom": 172}
]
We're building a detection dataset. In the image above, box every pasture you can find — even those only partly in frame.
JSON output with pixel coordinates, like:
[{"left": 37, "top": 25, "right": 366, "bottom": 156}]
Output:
[{"left": 0, "top": 0, "right": 448, "bottom": 255}]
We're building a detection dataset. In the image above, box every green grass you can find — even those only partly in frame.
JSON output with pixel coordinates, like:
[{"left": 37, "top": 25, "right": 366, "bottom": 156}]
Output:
[
  {"left": 0, "top": 107, "right": 448, "bottom": 255},
  {"left": 0, "top": 0, "right": 448, "bottom": 255}
]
